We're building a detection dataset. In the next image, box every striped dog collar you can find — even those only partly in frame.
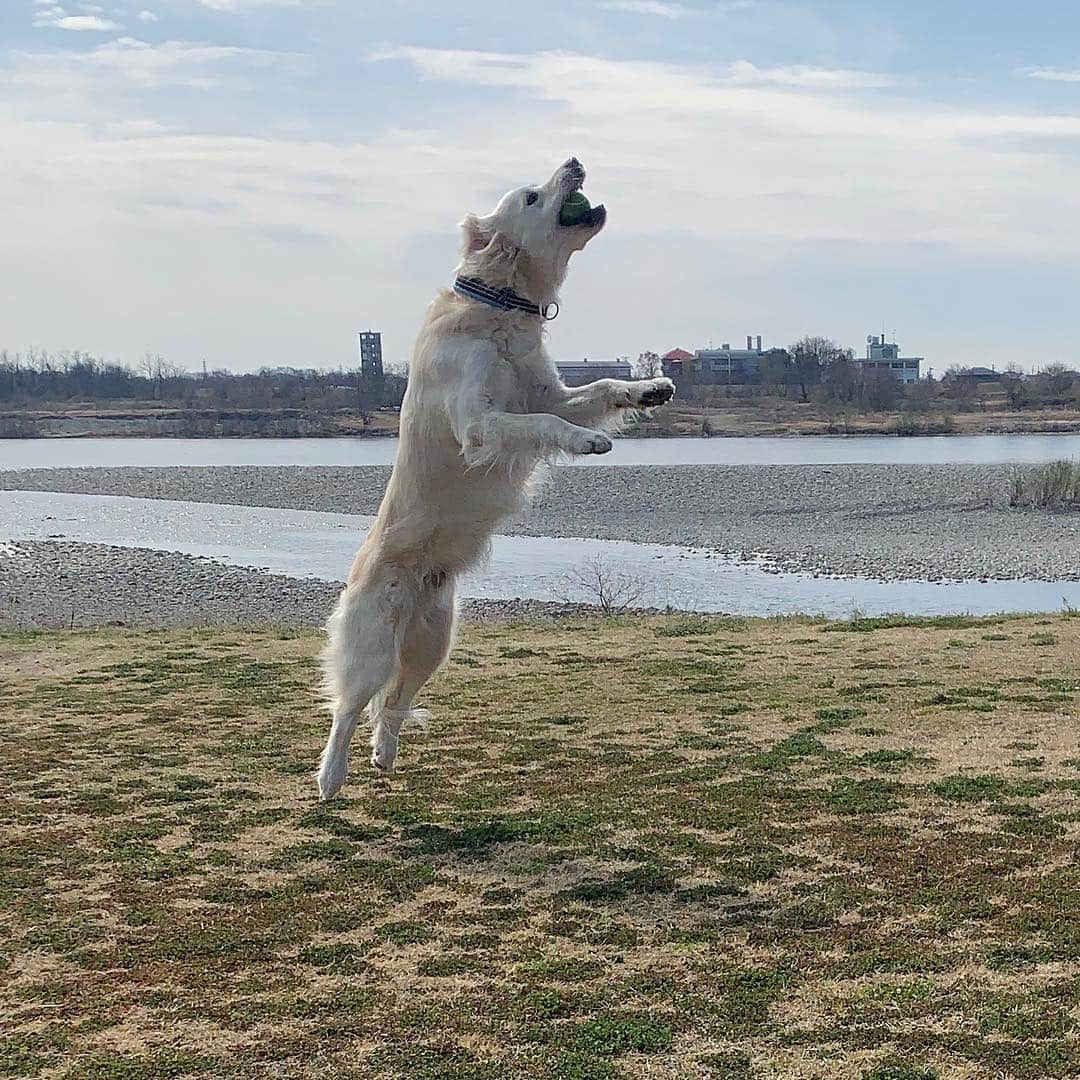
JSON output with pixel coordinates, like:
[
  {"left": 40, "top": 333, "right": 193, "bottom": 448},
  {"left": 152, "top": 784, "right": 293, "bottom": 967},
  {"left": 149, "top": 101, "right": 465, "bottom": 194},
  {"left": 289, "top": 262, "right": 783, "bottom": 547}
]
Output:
[{"left": 453, "top": 276, "right": 559, "bottom": 321}]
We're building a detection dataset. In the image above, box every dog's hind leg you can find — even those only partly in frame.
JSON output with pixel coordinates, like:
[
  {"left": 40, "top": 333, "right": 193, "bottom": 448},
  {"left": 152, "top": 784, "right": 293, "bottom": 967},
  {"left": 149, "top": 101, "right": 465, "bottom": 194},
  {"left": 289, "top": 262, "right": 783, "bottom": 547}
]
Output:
[
  {"left": 370, "top": 577, "right": 457, "bottom": 774},
  {"left": 317, "top": 572, "right": 408, "bottom": 800}
]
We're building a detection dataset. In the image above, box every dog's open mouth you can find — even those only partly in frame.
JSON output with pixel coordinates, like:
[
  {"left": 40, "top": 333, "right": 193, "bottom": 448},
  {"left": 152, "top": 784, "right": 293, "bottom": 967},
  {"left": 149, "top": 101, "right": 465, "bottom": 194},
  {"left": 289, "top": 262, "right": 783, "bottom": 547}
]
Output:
[{"left": 558, "top": 190, "right": 606, "bottom": 228}]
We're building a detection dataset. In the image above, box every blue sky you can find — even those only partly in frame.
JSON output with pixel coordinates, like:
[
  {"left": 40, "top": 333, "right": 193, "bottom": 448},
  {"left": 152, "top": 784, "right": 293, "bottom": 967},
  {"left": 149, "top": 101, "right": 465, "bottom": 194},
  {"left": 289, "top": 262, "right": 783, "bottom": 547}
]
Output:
[{"left": 3, "top": 1, "right": 1080, "bottom": 373}]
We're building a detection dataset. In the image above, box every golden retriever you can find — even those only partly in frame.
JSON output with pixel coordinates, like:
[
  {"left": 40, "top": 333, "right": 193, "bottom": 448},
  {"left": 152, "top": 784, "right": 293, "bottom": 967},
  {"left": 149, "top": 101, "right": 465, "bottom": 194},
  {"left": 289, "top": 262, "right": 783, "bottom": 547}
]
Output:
[{"left": 316, "top": 157, "right": 674, "bottom": 798}]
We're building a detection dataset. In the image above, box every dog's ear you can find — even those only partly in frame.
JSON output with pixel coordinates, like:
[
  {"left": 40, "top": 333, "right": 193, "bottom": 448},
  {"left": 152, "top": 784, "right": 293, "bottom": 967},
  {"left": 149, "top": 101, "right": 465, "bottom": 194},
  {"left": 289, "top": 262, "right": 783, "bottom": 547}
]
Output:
[{"left": 460, "top": 214, "right": 493, "bottom": 256}]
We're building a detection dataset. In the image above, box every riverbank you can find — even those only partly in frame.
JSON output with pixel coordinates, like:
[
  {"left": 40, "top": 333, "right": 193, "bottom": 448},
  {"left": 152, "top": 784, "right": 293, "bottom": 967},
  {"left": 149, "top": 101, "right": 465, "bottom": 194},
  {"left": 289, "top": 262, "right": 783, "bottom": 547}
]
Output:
[
  {"left": 0, "top": 540, "right": 610, "bottom": 630},
  {"left": 4, "top": 399, "right": 1080, "bottom": 439},
  {"left": 3, "top": 463, "right": 1078, "bottom": 583}
]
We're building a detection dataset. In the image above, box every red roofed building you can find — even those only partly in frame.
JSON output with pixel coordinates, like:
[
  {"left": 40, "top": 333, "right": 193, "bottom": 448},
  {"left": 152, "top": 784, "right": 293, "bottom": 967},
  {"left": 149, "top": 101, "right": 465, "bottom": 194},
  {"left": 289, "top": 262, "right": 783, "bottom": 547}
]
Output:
[{"left": 661, "top": 348, "right": 693, "bottom": 379}]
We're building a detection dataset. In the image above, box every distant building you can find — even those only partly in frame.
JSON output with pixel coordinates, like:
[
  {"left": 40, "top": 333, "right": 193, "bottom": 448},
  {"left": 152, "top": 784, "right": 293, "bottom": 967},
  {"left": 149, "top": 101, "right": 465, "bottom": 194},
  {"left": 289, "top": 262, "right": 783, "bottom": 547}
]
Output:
[
  {"left": 556, "top": 358, "right": 632, "bottom": 387},
  {"left": 662, "top": 347, "right": 693, "bottom": 364},
  {"left": 662, "top": 336, "right": 770, "bottom": 384},
  {"left": 357, "top": 331, "right": 385, "bottom": 382},
  {"left": 961, "top": 366, "right": 1002, "bottom": 382},
  {"left": 356, "top": 330, "right": 386, "bottom": 406},
  {"left": 858, "top": 335, "right": 922, "bottom": 384}
]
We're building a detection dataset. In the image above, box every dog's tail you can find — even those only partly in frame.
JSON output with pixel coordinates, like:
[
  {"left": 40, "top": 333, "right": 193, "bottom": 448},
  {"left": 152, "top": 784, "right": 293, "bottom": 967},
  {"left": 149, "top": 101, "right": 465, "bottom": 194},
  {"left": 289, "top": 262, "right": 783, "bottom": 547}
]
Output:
[{"left": 316, "top": 571, "right": 417, "bottom": 799}]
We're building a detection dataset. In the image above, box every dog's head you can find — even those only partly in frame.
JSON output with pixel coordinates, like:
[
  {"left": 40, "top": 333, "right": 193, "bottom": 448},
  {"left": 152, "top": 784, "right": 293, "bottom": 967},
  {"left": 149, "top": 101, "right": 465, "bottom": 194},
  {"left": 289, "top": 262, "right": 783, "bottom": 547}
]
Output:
[{"left": 458, "top": 157, "right": 606, "bottom": 304}]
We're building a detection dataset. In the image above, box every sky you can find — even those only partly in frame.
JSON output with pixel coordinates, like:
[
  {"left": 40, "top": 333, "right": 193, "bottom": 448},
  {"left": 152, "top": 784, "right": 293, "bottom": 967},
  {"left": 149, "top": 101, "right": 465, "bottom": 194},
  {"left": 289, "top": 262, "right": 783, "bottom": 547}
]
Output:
[{"left": 3, "top": 1, "right": 1080, "bottom": 374}]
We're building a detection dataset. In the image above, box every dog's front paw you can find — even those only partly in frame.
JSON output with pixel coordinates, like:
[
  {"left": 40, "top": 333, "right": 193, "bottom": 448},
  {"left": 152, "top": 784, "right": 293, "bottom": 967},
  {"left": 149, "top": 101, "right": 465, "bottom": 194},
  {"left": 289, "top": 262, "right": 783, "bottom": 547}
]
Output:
[
  {"left": 573, "top": 431, "right": 613, "bottom": 455},
  {"left": 635, "top": 378, "right": 675, "bottom": 408}
]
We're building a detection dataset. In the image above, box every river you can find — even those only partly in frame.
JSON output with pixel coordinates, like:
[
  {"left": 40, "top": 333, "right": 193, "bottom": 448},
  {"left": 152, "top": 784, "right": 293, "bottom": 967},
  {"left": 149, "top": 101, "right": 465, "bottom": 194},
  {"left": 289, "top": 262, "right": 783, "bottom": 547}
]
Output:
[{"left": 2, "top": 432, "right": 1080, "bottom": 471}]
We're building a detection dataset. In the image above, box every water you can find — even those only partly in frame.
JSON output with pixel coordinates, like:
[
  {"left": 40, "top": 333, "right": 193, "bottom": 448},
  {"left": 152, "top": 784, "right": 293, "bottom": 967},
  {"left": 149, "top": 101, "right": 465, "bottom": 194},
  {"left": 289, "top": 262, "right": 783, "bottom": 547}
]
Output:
[
  {"left": 4, "top": 490, "right": 1077, "bottom": 618},
  {"left": 2, "top": 432, "right": 1080, "bottom": 471}
]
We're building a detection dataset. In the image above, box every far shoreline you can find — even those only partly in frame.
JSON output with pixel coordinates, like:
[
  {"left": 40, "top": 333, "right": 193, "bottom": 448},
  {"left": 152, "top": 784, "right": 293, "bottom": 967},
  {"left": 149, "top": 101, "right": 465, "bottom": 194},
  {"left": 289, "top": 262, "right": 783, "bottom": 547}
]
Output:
[
  {"left": 4, "top": 421, "right": 1080, "bottom": 442},
  {"left": 5, "top": 401, "right": 1080, "bottom": 441}
]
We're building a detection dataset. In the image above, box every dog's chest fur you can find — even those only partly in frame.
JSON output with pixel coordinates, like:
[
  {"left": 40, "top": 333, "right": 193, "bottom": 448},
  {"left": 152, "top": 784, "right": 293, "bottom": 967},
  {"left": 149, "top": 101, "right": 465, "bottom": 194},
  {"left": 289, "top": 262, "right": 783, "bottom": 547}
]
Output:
[{"left": 487, "top": 323, "right": 559, "bottom": 413}]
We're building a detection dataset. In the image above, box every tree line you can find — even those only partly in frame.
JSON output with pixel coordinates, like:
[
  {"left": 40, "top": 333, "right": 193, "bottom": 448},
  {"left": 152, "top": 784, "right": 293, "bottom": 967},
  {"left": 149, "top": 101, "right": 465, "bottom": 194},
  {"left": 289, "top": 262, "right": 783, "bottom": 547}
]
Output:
[
  {"left": 4, "top": 342, "right": 1078, "bottom": 419},
  {"left": 0, "top": 349, "right": 405, "bottom": 411}
]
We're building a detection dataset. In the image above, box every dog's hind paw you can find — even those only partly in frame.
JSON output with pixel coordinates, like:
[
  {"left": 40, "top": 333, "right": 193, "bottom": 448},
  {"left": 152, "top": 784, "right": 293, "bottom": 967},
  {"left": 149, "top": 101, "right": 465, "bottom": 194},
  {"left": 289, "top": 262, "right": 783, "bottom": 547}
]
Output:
[
  {"left": 316, "top": 757, "right": 347, "bottom": 801},
  {"left": 370, "top": 748, "right": 396, "bottom": 775}
]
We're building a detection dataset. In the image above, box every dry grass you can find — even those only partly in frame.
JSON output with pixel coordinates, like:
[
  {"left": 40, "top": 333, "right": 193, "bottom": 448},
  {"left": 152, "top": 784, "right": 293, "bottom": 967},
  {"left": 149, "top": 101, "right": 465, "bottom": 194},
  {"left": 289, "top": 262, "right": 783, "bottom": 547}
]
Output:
[
  {"left": 1009, "top": 460, "right": 1080, "bottom": 510},
  {"left": 631, "top": 401, "right": 1080, "bottom": 439},
  {"left": 1, "top": 614, "right": 1078, "bottom": 1079}
]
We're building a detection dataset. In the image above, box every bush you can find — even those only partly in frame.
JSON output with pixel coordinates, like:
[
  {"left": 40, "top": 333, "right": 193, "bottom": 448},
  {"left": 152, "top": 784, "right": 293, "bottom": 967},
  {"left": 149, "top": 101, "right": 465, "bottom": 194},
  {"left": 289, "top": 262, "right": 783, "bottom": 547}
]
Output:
[{"left": 1008, "top": 460, "right": 1080, "bottom": 509}]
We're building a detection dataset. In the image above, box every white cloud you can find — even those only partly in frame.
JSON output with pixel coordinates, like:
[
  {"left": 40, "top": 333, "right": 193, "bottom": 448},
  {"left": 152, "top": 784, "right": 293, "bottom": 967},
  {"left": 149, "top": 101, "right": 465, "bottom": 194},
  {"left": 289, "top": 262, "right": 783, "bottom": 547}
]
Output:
[
  {"left": 195, "top": 0, "right": 301, "bottom": 10},
  {"left": 1024, "top": 68, "right": 1080, "bottom": 84},
  {"left": 35, "top": 14, "right": 124, "bottom": 30},
  {"left": 13, "top": 36, "right": 306, "bottom": 88},
  {"left": 724, "top": 59, "right": 895, "bottom": 89},
  {"left": 4, "top": 41, "right": 1080, "bottom": 369},
  {"left": 599, "top": 1, "right": 695, "bottom": 17},
  {"left": 137, "top": 9, "right": 158, "bottom": 22},
  {"left": 368, "top": 46, "right": 1080, "bottom": 256}
]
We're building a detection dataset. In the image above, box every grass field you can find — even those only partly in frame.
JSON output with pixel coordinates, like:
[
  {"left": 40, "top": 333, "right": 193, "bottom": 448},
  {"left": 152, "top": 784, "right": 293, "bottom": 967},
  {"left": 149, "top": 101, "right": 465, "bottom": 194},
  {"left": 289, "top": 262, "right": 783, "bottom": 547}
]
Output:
[{"left": 2, "top": 614, "right": 1078, "bottom": 1079}]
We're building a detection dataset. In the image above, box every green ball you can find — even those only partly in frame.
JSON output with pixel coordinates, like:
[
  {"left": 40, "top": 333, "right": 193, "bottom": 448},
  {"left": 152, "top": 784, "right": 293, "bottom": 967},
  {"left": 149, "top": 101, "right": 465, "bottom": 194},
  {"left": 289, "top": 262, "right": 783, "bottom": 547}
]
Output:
[{"left": 558, "top": 191, "right": 592, "bottom": 226}]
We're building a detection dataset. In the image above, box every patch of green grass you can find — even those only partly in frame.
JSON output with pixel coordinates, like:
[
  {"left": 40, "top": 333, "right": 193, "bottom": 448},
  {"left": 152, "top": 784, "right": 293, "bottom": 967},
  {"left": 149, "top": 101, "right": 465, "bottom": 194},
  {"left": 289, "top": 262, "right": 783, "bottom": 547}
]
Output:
[
  {"left": 572, "top": 1013, "right": 672, "bottom": 1056},
  {"left": 826, "top": 778, "right": 902, "bottom": 814},
  {"left": 67, "top": 1051, "right": 227, "bottom": 1079},
  {"left": 813, "top": 705, "right": 866, "bottom": 725},
  {"left": 824, "top": 614, "right": 1002, "bottom": 633},
  {"left": 517, "top": 956, "right": 605, "bottom": 982},
  {"left": 375, "top": 919, "right": 434, "bottom": 945},
  {"left": 931, "top": 774, "right": 1009, "bottom": 802},
  {"left": 698, "top": 1049, "right": 753, "bottom": 1078},
  {"left": 562, "top": 863, "right": 676, "bottom": 902},
  {"left": 656, "top": 617, "right": 745, "bottom": 637},
  {"left": 541, "top": 714, "right": 586, "bottom": 726},
  {"left": 861, "top": 1064, "right": 939, "bottom": 1080},
  {"left": 1009, "top": 756, "right": 1046, "bottom": 770},
  {"left": 858, "top": 749, "right": 930, "bottom": 772},
  {"left": 366, "top": 1042, "right": 500, "bottom": 1080}
]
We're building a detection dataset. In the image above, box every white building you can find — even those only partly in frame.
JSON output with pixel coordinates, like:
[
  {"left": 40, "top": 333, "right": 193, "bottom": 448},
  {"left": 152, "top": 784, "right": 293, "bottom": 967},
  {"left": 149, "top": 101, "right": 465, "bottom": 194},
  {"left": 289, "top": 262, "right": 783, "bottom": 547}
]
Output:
[
  {"left": 556, "top": 358, "right": 632, "bottom": 387},
  {"left": 858, "top": 336, "right": 922, "bottom": 384}
]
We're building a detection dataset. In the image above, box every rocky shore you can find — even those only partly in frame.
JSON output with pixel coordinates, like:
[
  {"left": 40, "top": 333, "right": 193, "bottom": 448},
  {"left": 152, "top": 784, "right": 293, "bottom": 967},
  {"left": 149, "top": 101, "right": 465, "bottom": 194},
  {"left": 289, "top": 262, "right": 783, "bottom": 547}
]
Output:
[
  {"left": 0, "top": 540, "right": 610, "bottom": 630},
  {"left": 2, "top": 463, "right": 1078, "bottom": 583}
]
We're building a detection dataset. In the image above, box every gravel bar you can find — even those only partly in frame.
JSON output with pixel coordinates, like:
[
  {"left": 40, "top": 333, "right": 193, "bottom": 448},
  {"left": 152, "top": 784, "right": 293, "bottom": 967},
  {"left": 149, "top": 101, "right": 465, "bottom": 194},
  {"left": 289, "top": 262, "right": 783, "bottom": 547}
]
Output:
[
  {"left": 0, "top": 540, "right": 612, "bottom": 630},
  {"left": 2, "top": 463, "right": 1078, "bottom": 582}
]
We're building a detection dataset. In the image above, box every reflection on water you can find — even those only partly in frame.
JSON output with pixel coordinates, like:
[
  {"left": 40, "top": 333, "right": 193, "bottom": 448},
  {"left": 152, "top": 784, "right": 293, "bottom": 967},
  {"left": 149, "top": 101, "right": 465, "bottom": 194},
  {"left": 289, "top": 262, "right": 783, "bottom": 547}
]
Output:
[
  {"left": 2, "top": 490, "right": 1076, "bottom": 618},
  {"left": 2, "top": 432, "right": 1080, "bottom": 470}
]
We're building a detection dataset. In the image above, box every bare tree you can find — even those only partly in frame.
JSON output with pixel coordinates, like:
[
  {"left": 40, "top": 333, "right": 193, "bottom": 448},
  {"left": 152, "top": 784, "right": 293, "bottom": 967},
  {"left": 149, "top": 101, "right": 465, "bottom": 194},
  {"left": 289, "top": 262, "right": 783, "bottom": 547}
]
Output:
[
  {"left": 788, "top": 336, "right": 852, "bottom": 403},
  {"left": 563, "top": 554, "right": 648, "bottom": 615},
  {"left": 635, "top": 350, "right": 662, "bottom": 378},
  {"left": 1042, "top": 363, "right": 1077, "bottom": 396}
]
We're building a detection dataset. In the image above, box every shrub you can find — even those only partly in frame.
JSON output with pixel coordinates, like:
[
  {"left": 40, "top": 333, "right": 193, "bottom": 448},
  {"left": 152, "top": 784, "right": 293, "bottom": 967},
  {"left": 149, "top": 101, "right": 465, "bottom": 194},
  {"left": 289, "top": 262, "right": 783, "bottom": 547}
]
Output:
[{"left": 1009, "top": 459, "right": 1080, "bottom": 510}]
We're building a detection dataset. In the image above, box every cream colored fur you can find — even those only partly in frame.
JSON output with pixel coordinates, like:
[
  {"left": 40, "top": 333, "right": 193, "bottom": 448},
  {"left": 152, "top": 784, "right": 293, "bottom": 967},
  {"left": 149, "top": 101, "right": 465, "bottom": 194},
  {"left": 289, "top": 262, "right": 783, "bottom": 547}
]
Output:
[{"left": 316, "top": 158, "right": 674, "bottom": 798}]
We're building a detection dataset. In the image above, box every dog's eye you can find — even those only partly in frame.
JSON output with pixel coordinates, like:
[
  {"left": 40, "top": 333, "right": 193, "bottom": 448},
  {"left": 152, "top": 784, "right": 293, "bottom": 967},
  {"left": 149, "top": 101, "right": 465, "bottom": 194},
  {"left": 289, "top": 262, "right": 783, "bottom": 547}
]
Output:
[{"left": 525, "top": 191, "right": 539, "bottom": 206}]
